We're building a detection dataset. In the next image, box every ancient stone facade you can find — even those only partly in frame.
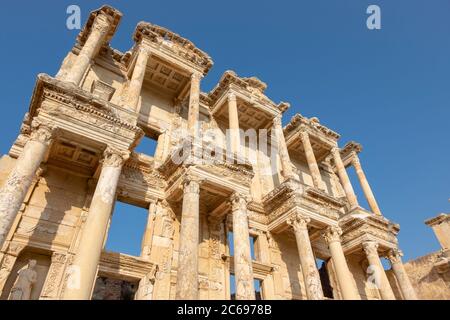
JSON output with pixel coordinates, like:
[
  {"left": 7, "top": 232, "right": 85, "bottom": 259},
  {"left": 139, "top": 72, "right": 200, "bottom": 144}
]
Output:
[{"left": 0, "top": 5, "right": 440, "bottom": 300}]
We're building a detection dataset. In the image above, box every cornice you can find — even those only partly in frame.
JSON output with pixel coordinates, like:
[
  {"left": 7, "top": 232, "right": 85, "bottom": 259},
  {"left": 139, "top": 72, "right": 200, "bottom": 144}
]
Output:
[{"left": 133, "top": 22, "right": 213, "bottom": 74}]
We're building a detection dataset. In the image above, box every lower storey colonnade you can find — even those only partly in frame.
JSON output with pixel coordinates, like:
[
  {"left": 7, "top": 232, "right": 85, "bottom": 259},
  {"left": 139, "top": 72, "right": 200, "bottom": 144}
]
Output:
[{"left": 0, "top": 154, "right": 418, "bottom": 300}]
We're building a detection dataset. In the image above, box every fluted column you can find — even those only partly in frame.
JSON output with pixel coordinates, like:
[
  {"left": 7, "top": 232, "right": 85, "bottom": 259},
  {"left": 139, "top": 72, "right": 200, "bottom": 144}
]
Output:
[
  {"left": 228, "top": 93, "right": 240, "bottom": 155},
  {"left": 230, "top": 193, "right": 255, "bottom": 300},
  {"left": 300, "top": 131, "right": 323, "bottom": 190},
  {"left": 322, "top": 226, "right": 360, "bottom": 300},
  {"left": 362, "top": 241, "right": 396, "bottom": 300},
  {"left": 65, "top": 13, "right": 111, "bottom": 86},
  {"left": 287, "top": 213, "right": 324, "bottom": 300},
  {"left": 274, "top": 116, "right": 294, "bottom": 179},
  {"left": 332, "top": 147, "right": 358, "bottom": 208},
  {"left": 0, "top": 121, "right": 55, "bottom": 247},
  {"left": 63, "top": 147, "right": 129, "bottom": 300},
  {"left": 187, "top": 72, "right": 202, "bottom": 137},
  {"left": 175, "top": 177, "right": 201, "bottom": 300},
  {"left": 126, "top": 44, "right": 151, "bottom": 111},
  {"left": 140, "top": 200, "right": 157, "bottom": 259},
  {"left": 387, "top": 248, "right": 418, "bottom": 300},
  {"left": 351, "top": 153, "right": 382, "bottom": 215}
]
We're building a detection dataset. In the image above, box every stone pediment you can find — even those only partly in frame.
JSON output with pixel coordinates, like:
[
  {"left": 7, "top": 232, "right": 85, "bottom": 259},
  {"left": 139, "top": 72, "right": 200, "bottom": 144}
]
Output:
[{"left": 133, "top": 22, "right": 213, "bottom": 74}]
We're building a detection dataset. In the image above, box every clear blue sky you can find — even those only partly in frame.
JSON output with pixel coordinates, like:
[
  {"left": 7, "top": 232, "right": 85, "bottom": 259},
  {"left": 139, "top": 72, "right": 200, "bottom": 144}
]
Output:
[{"left": 0, "top": 1, "right": 449, "bottom": 261}]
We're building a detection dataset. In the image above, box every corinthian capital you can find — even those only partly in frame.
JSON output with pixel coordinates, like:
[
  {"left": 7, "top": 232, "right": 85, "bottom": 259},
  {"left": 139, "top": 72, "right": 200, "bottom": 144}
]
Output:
[
  {"left": 387, "top": 248, "right": 403, "bottom": 265},
  {"left": 191, "top": 72, "right": 203, "bottom": 82},
  {"left": 351, "top": 152, "right": 361, "bottom": 168},
  {"left": 230, "top": 192, "right": 248, "bottom": 212},
  {"left": 287, "top": 213, "right": 310, "bottom": 232},
  {"left": 299, "top": 130, "right": 309, "bottom": 142},
  {"left": 102, "top": 146, "right": 130, "bottom": 167},
  {"left": 92, "top": 13, "right": 111, "bottom": 34},
  {"left": 273, "top": 115, "right": 282, "bottom": 128},
  {"left": 362, "top": 241, "right": 379, "bottom": 257},
  {"left": 322, "top": 226, "right": 343, "bottom": 244},
  {"left": 30, "top": 120, "right": 56, "bottom": 145},
  {"left": 182, "top": 176, "right": 202, "bottom": 194}
]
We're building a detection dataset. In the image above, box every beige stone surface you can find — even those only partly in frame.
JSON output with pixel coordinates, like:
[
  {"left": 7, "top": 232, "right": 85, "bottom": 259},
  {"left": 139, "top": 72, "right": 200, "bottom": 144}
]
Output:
[{"left": 0, "top": 4, "right": 440, "bottom": 300}]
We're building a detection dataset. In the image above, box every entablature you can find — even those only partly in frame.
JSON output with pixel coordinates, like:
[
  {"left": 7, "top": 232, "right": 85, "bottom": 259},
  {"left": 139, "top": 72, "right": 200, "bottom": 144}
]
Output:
[
  {"left": 132, "top": 22, "right": 213, "bottom": 75},
  {"left": 339, "top": 208, "right": 400, "bottom": 255}
]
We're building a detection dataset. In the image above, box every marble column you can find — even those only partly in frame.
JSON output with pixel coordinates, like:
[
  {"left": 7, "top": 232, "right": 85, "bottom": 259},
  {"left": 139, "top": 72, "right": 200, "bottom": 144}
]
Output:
[
  {"left": 300, "top": 131, "right": 323, "bottom": 190},
  {"left": 63, "top": 147, "right": 129, "bottom": 300},
  {"left": 322, "top": 226, "right": 360, "bottom": 300},
  {"left": 362, "top": 241, "right": 396, "bottom": 300},
  {"left": 287, "top": 213, "right": 324, "bottom": 300},
  {"left": 175, "top": 177, "right": 201, "bottom": 300},
  {"left": 65, "top": 13, "right": 111, "bottom": 86},
  {"left": 227, "top": 93, "right": 240, "bottom": 155},
  {"left": 0, "top": 122, "right": 54, "bottom": 247},
  {"left": 351, "top": 153, "right": 382, "bottom": 215},
  {"left": 187, "top": 72, "right": 202, "bottom": 137},
  {"left": 140, "top": 200, "right": 157, "bottom": 259},
  {"left": 332, "top": 147, "right": 358, "bottom": 209},
  {"left": 274, "top": 116, "right": 294, "bottom": 179},
  {"left": 387, "top": 248, "right": 418, "bottom": 300},
  {"left": 230, "top": 193, "right": 255, "bottom": 300},
  {"left": 126, "top": 44, "right": 151, "bottom": 111}
]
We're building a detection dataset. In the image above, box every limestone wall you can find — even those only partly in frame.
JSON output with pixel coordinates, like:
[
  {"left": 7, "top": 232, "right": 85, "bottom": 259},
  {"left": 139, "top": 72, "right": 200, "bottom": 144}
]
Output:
[{"left": 400, "top": 251, "right": 450, "bottom": 300}]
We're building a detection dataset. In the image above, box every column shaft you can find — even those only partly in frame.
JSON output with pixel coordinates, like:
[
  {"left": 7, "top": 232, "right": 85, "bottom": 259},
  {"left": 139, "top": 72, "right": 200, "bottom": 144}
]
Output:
[
  {"left": 288, "top": 214, "right": 324, "bottom": 300},
  {"left": 228, "top": 93, "right": 240, "bottom": 154},
  {"left": 140, "top": 201, "right": 157, "bottom": 259},
  {"left": 126, "top": 45, "right": 151, "bottom": 110},
  {"left": 65, "top": 14, "right": 110, "bottom": 86},
  {"left": 300, "top": 132, "right": 323, "bottom": 189},
  {"left": 175, "top": 178, "right": 201, "bottom": 300},
  {"left": 332, "top": 147, "right": 358, "bottom": 208},
  {"left": 388, "top": 249, "right": 418, "bottom": 300},
  {"left": 187, "top": 73, "right": 202, "bottom": 136},
  {"left": 362, "top": 241, "right": 396, "bottom": 300},
  {"left": 231, "top": 193, "right": 255, "bottom": 300},
  {"left": 352, "top": 154, "right": 382, "bottom": 215},
  {"left": 0, "top": 123, "right": 53, "bottom": 247},
  {"left": 274, "top": 116, "right": 294, "bottom": 179},
  {"left": 322, "top": 226, "right": 360, "bottom": 300},
  {"left": 63, "top": 147, "right": 128, "bottom": 299}
]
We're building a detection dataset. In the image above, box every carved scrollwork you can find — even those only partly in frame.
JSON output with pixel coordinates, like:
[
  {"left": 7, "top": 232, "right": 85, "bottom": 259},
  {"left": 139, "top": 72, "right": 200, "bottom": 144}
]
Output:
[
  {"left": 322, "top": 226, "right": 343, "bottom": 244},
  {"left": 387, "top": 248, "right": 403, "bottom": 265},
  {"left": 102, "top": 146, "right": 130, "bottom": 167},
  {"left": 29, "top": 120, "right": 56, "bottom": 145},
  {"left": 362, "top": 241, "right": 379, "bottom": 257},
  {"left": 286, "top": 213, "right": 310, "bottom": 232},
  {"left": 182, "top": 176, "right": 202, "bottom": 194},
  {"left": 230, "top": 193, "right": 248, "bottom": 212}
]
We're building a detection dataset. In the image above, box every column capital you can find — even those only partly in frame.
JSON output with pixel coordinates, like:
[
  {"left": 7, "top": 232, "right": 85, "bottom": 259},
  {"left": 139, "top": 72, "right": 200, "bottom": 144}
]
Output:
[
  {"left": 322, "top": 226, "right": 343, "bottom": 244},
  {"left": 191, "top": 72, "right": 203, "bottom": 81},
  {"left": 92, "top": 13, "right": 112, "bottom": 35},
  {"left": 30, "top": 120, "right": 57, "bottom": 145},
  {"left": 299, "top": 130, "right": 310, "bottom": 141},
  {"left": 227, "top": 92, "right": 237, "bottom": 102},
  {"left": 351, "top": 152, "right": 361, "bottom": 168},
  {"left": 182, "top": 176, "right": 202, "bottom": 194},
  {"left": 387, "top": 248, "right": 403, "bottom": 265},
  {"left": 287, "top": 213, "right": 310, "bottom": 232},
  {"left": 230, "top": 192, "right": 248, "bottom": 212},
  {"left": 362, "top": 241, "right": 379, "bottom": 256},
  {"left": 102, "top": 146, "right": 130, "bottom": 167},
  {"left": 331, "top": 146, "right": 341, "bottom": 156},
  {"left": 137, "top": 41, "right": 152, "bottom": 56},
  {"left": 273, "top": 115, "right": 282, "bottom": 127}
]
